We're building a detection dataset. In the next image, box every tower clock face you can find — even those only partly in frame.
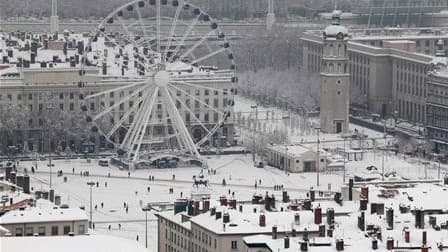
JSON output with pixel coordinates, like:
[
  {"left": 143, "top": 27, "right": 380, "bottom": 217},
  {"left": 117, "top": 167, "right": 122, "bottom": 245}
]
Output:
[{"left": 336, "top": 32, "right": 344, "bottom": 40}]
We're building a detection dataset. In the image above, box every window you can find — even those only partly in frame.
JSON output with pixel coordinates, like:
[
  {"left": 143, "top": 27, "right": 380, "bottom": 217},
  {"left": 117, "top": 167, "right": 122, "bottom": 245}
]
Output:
[
  {"left": 90, "top": 103, "right": 95, "bottom": 111},
  {"left": 69, "top": 103, "right": 74, "bottom": 111},
  {"left": 51, "top": 226, "right": 59, "bottom": 236},
  {"left": 15, "top": 227, "right": 23, "bottom": 236},
  {"left": 7, "top": 94, "right": 12, "bottom": 101},
  {"left": 63, "top": 225, "right": 71, "bottom": 235},
  {"left": 69, "top": 93, "right": 74, "bottom": 99},
  {"left": 59, "top": 93, "right": 64, "bottom": 99},
  {"left": 78, "top": 225, "right": 85, "bottom": 235},
  {"left": 38, "top": 226, "right": 46, "bottom": 236},
  {"left": 59, "top": 104, "right": 64, "bottom": 110},
  {"left": 39, "top": 104, "right": 43, "bottom": 112},
  {"left": 195, "top": 101, "right": 200, "bottom": 109},
  {"left": 28, "top": 104, "right": 33, "bottom": 112},
  {"left": 110, "top": 92, "right": 114, "bottom": 98},
  {"left": 231, "top": 241, "right": 238, "bottom": 250},
  {"left": 195, "top": 89, "right": 200, "bottom": 96},
  {"left": 17, "top": 94, "right": 22, "bottom": 100},
  {"left": 204, "top": 90, "right": 209, "bottom": 96}
]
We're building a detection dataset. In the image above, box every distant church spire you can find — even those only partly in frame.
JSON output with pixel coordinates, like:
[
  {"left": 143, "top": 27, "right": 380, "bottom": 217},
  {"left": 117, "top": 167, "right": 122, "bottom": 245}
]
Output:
[{"left": 50, "top": 0, "right": 59, "bottom": 34}]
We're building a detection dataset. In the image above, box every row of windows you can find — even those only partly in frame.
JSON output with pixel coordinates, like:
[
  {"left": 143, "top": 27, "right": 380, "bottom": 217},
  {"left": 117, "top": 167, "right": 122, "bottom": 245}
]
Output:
[
  {"left": 15, "top": 224, "right": 85, "bottom": 236},
  {"left": 427, "top": 106, "right": 448, "bottom": 130}
]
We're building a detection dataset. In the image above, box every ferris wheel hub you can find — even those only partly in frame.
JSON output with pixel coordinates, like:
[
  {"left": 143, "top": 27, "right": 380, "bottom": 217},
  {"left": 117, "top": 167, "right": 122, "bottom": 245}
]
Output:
[{"left": 154, "top": 70, "right": 170, "bottom": 87}]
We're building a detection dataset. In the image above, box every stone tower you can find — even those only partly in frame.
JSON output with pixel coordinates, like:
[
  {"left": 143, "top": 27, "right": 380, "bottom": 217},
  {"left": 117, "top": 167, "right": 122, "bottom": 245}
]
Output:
[
  {"left": 50, "top": 0, "right": 59, "bottom": 34},
  {"left": 320, "top": 11, "right": 350, "bottom": 134}
]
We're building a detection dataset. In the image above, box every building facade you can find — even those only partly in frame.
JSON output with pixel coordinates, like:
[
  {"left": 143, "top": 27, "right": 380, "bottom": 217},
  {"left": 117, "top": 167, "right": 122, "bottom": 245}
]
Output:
[
  {"left": 427, "top": 61, "right": 448, "bottom": 155},
  {"left": 303, "top": 27, "right": 439, "bottom": 123}
]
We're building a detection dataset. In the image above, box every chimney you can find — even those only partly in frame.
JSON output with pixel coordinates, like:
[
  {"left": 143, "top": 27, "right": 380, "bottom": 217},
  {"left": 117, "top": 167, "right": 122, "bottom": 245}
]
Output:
[
  {"left": 284, "top": 236, "right": 290, "bottom": 249},
  {"left": 102, "top": 62, "right": 107, "bottom": 75},
  {"left": 421, "top": 245, "right": 429, "bottom": 252},
  {"left": 187, "top": 200, "right": 193, "bottom": 216},
  {"left": 220, "top": 196, "right": 227, "bottom": 206},
  {"left": 302, "top": 199, "right": 311, "bottom": 210},
  {"left": 349, "top": 178, "right": 354, "bottom": 201},
  {"left": 223, "top": 213, "right": 230, "bottom": 223},
  {"left": 294, "top": 213, "right": 300, "bottom": 225},
  {"left": 326, "top": 208, "right": 335, "bottom": 225},
  {"left": 404, "top": 228, "right": 410, "bottom": 243},
  {"left": 358, "top": 211, "right": 365, "bottom": 231},
  {"left": 215, "top": 211, "right": 222, "bottom": 220},
  {"left": 314, "top": 205, "right": 322, "bottom": 225},
  {"left": 193, "top": 201, "right": 200, "bottom": 216},
  {"left": 360, "top": 198, "right": 368, "bottom": 211},
  {"left": 309, "top": 189, "right": 315, "bottom": 202},
  {"left": 303, "top": 228, "right": 309, "bottom": 241},
  {"left": 422, "top": 230, "right": 427, "bottom": 245},
  {"left": 386, "top": 237, "right": 394, "bottom": 250},
  {"left": 318, "top": 224, "right": 326, "bottom": 237},
  {"left": 361, "top": 186, "right": 369, "bottom": 201},
  {"left": 229, "top": 199, "right": 236, "bottom": 209},
  {"left": 372, "top": 238, "right": 378, "bottom": 250},
  {"left": 415, "top": 209, "right": 425, "bottom": 229},
  {"left": 272, "top": 226, "right": 277, "bottom": 239},
  {"left": 300, "top": 241, "right": 308, "bottom": 251},
  {"left": 259, "top": 213, "right": 266, "bottom": 227},
  {"left": 292, "top": 229, "right": 297, "bottom": 237},
  {"left": 203, "top": 199, "right": 210, "bottom": 212},
  {"left": 386, "top": 208, "right": 394, "bottom": 229},
  {"left": 210, "top": 207, "right": 216, "bottom": 216},
  {"left": 282, "top": 190, "right": 289, "bottom": 203},
  {"left": 336, "top": 239, "right": 344, "bottom": 251},
  {"left": 238, "top": 205, "right": 243, "bottom": 212}
]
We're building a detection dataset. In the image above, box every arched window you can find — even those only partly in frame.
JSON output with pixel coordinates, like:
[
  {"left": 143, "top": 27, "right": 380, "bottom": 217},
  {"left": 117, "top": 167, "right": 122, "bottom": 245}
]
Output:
[
  {"left": 338, "top": 44, "right": 342, "bottom": 56},
  {"left": 337, "top": 63, "right": 342, "bottom": 73},
  {"left": 329, "top": 63, "right": 334, "bottom": 72},
  {"left": 329, "top": 44, "right": 334, "bottom": 56}
]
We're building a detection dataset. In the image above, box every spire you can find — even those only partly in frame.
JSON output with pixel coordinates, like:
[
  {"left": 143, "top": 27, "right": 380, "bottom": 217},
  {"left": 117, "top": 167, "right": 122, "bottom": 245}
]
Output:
[
  {"left": 331, "top": 10, "right": 342, "bottom": 26},
  {"left": 52, "top": 0, "right": 57, "bottom": 16}
]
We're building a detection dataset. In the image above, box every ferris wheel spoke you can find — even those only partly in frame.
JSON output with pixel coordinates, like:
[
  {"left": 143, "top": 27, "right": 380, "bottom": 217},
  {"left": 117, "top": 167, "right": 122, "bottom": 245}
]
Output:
[
  {"left": 156, "top": 0, "right": 161, "bottom": 54},
  {"left": 85, "top": 80, "right": 147, "bottom": 100},
  {"left": 164, "top": 0, "right": 183, "bottom": 62},
  {"left": 135, "top": 3, "right": 150, "bottom": 44},
  {"left": 167, "top": 87, "right": 210, "bottom": 134},
  {"left": 161, "top": 86, "right": 199, "bottom": 157},
  {"left": 93, "top": 85, "right": 147, "bottom": 121},
  {"left": 179, "top": 30, "right": 216, "bottom": 61},
  {"left": 168, "top": 83, "right": 224, "bottom": 116},
  {"left": 167, "top": 15, "right": 200, "bottom": 63},
  {"left": 189, "top": 47, "right": 226, "bottom": 65},
  {"left": 106, "top": 95, "right": 145, "bottom": 138}
]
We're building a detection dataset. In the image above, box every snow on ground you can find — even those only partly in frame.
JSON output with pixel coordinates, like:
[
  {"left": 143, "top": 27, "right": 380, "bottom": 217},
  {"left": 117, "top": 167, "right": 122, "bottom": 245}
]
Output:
[{"left": 18, "top": 146, "right": 448, "bottom": 251}]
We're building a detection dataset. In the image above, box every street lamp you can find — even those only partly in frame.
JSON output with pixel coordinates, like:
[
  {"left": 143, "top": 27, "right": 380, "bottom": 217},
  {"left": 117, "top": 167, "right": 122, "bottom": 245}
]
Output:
[
  {"left": 47, "top": 104, "right": 54, "bottom": 188},
  {"left": 142, "top": 206, "right": 151, "bottom": 249},
  {"left": 250, "top": 105, "right": 258, "bottom": 163},
  {"left": 282, "top": 115, "right": 290, "bottom": 174},
  {"left": 86, "top": 181, "right": 95, "bottom": 229},
  {"left": 315, "top": 127, "right": 321, "bottom": 187}
]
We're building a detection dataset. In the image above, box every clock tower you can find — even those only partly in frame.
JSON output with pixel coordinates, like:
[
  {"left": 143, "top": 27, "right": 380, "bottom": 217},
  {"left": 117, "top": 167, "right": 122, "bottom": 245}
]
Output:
[{"left": 320, "top": 11, "right": 350, "bottom": 134}]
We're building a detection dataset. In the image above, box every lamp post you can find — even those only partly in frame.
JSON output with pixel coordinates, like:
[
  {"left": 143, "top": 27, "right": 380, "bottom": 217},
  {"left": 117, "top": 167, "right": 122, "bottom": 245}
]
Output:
[
  {"left": 47, "top": 104, "right": 54, "bottom": 188},
  {"left": 142, "top": 206, "right": 151, "bottom": 248},
  {"left": 282, "top": 115, "right": 290, "bottom": 174},
  {"left": 87, "top": 181, "right": 95, "bottom": 229},
  {"left": 315, "top": 127, "right": 321, "bottom": 187},
  {"left": 250, "top": 105, "right": 258, "bottom": 163}
]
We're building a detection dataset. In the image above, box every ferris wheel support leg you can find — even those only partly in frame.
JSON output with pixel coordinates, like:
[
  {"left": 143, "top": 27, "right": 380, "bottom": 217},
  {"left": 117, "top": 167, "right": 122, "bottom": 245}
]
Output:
[
  {"left": 120, "top": 89, "right": 152, "bottom": 151},
  {"left": 131, "top": 87, "right": 159, "bottom": 162},
  {"left": 161, "top": 87, "right": 200, "bottom": 158}
]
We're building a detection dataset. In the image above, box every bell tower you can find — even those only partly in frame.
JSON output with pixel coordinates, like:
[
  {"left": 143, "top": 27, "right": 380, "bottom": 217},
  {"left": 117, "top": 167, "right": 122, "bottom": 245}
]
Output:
[{"left": 320, "top": 11, "right": 350, "bottom": 134}]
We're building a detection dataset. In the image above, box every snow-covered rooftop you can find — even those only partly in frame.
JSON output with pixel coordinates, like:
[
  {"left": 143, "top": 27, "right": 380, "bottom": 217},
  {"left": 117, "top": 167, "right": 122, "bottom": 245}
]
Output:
[
  {"left": 1, "top": 234, "right": 148, "bottom": 252},
  {"left": 0, "top": 206, "right": 88, "bottom": 224}
]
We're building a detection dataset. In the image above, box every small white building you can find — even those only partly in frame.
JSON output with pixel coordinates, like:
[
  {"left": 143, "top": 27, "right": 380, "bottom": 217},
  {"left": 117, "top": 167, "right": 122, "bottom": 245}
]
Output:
[
  {"left": 0, "top": 206, "right": 88, "bottom": 236},
  {"left": 266, "top": 145, "right": 327, "bottom": 173}
]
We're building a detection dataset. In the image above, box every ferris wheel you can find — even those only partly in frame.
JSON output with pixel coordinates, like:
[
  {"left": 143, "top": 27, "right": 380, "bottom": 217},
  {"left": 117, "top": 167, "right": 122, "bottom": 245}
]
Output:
[{"left": 78, "top": 0, "right": 237, "bottom": 166}]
